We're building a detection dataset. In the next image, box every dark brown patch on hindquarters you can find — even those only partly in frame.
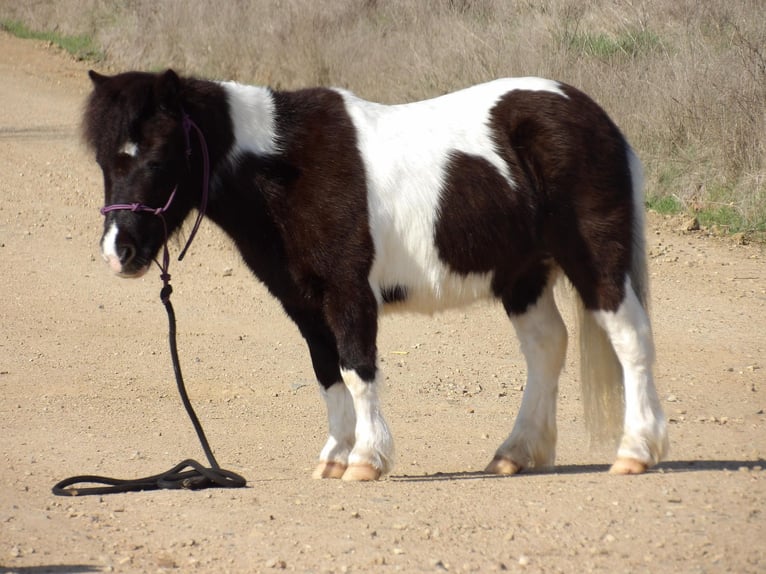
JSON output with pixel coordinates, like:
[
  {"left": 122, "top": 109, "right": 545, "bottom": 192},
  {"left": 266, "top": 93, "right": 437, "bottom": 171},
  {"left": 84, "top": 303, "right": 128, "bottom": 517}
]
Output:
[
  {"left": 442, "top": 85, "right": 635, "bottom": 312},
  {"left": 497, "top": 86, "right": 634, "bottom": 312},
  {"left": 434, "top": 151, "right": 545, "bottom": 313}
]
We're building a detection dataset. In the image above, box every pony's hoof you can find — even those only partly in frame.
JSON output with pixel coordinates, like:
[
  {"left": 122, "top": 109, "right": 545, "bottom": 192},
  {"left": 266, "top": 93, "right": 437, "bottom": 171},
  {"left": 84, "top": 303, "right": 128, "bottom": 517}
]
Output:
[
  {"left": 312, "top": 461, "right": 347, "bottom": 479},
  {"left": 341, "top": 463, "right": 381, "bottom": 481},
  {"left": 484, "top": 456, "right": 522, "bottom": 475},
  {"left": 609, "top": 457, "right": 648, "bottom": 475}
]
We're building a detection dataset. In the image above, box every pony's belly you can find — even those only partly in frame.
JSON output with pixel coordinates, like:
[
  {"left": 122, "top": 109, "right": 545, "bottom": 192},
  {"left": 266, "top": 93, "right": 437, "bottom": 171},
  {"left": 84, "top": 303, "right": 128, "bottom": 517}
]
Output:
[{"left": 374, "top": 266, "right": 494, "bottom": 315}]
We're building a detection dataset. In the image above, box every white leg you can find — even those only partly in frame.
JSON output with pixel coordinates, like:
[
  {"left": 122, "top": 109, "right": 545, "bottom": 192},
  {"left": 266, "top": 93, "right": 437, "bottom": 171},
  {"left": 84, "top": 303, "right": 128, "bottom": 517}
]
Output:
[
  {"left": 340, "top": 367, "right": 394, "bottom": 481},
  {"left": 313, "top": 382, "right": 356, "bottom": 479},
  {"left": 487, "top": 281, "right": 567, "bottom": 474},
  {"left": 594, "top": 279, "right": 668, "bottom": 473}
]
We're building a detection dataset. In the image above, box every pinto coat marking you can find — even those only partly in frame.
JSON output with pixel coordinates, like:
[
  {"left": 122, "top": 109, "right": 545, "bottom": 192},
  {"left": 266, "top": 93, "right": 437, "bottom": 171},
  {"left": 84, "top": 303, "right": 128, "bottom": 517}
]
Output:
[{"left": 85, "top": 70, "right": 668, "bottom": 480}]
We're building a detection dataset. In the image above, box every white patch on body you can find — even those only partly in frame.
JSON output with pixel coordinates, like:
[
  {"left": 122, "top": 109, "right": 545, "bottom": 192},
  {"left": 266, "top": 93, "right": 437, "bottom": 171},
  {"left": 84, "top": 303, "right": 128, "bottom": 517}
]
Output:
[
  {"left": 493, "top": 273, "right": 567, "bottom": 468},
  {"left": 338, "top": 78, "right": 566, "bottom": 313},
  {"left": 593, "top": 277, "right": 668, "bottom": 465},
  {"left": 119, "top": 141, "right": 138, "bottom": 157},
  {"left": 218, "top": 81, "right": 280, "bottom": 157},
  {"left": 341, "top": 368, "right": 394, "bottom": 474}
]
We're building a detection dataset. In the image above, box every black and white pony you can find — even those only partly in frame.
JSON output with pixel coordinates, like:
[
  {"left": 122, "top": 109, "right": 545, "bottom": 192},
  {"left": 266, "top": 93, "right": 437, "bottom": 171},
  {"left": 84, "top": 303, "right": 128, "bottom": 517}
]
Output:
[{"left": 84, "top": 69, "right": 668, "bottom": 480}]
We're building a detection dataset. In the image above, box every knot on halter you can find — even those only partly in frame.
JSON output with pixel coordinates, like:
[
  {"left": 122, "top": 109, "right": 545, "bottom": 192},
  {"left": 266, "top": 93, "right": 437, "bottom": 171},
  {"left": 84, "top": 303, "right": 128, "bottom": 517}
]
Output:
[{"left": 160, "top": 282, "right": 173, "bottom": 303}]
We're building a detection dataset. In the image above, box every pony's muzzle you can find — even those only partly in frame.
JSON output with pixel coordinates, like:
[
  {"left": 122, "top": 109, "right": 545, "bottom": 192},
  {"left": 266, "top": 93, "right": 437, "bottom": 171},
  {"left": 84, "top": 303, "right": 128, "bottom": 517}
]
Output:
[
  {"left": 101, "top": 222, "right": 148, "bottom": 278},
  {"left": 116, "top": 243, "right": 136, "bottom": 268}
]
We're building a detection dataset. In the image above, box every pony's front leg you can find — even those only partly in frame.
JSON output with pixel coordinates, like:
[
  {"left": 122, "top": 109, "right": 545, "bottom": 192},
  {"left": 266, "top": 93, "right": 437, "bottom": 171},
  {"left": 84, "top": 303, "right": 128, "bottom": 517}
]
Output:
[
  {"left": 314, "top": 367, "right": 393, "bottom": 481},
  {"left": 339, "top": 366, "right": 393, "bottom": 481},
  {"left": 324, "top": 287, "right": 394, "bottom": 481},
  {"left": 313, "top": 382, "right": 356, "bottom": 479},
  {"left": 288, "top": 307, "right": 356, "bottom": 479}
]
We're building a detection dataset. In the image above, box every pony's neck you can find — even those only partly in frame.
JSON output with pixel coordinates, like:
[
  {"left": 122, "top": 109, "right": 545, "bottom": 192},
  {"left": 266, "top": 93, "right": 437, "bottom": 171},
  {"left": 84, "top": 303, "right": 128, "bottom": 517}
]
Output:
[
  {"left": 179, "top": 78, "right": 281, "bottom": 217},
  {"left": 179, "top": 78, "right": 236, "bottom": 173},
  {"left": 181, "top": 78, "right": 289, "bottom": 282}
]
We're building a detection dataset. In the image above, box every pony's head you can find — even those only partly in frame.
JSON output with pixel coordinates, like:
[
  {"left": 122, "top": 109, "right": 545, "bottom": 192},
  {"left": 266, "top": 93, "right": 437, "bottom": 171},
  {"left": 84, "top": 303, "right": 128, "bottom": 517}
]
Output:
[{"left": 84, "top": 69, "right": 197, "bottom": 277}]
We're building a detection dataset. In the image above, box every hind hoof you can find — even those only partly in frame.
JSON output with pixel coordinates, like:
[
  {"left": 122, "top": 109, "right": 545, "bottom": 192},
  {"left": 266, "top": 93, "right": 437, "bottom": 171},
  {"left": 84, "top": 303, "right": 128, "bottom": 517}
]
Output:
[
  {"left": 341, "top": 463, "right": 381, "bottom": 481},
  {"left": 609, "top": 457, "right": 648, "bottom": 475},
  {"left": 485, "top": 456, "right": 523, "bottom": 475},
  {"left": 312, "top": 461, "right": 347, "bottom": 479}
]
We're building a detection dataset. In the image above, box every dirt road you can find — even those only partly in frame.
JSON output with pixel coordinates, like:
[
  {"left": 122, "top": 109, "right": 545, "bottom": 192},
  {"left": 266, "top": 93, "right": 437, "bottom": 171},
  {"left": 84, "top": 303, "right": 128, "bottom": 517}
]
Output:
[{"left": 1, "top": 32, "right": 764, "bottom": 573}]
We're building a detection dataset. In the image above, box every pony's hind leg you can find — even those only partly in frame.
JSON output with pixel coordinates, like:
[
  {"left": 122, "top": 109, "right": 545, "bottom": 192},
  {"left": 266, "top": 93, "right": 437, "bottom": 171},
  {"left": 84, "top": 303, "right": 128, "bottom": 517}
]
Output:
[
  {"left": 486, "top": 267, "right": 567, "bottom": 475},
  {"left": 592, "top": 278, "right": 668, "bottom": 473}
]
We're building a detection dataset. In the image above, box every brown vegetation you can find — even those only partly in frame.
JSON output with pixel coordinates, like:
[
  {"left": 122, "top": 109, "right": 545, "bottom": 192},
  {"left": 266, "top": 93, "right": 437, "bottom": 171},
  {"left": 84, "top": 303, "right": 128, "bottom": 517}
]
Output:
[{"left": 2, "top": 0, "right": 764, "bottom": 231}]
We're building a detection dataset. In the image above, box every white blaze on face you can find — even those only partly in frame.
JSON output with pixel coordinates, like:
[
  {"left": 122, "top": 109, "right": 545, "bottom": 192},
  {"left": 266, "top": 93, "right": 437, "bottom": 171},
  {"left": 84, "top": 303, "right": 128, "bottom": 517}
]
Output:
[
  {"left": 101, "top": 222, "right": 123, "bottom": 273},
  {"left": 119, "top": 141, "right": 139, "bottom": 157}
]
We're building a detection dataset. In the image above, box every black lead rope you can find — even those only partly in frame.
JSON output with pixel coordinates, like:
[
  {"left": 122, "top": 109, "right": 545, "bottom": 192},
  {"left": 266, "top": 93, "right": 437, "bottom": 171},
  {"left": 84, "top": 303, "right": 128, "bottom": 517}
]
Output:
[
  {"left": 53, "top": 111, "right": 246, "bottom": 496},
  {"left": 52, "top": 283, "right": 247, "bottom": 496}
]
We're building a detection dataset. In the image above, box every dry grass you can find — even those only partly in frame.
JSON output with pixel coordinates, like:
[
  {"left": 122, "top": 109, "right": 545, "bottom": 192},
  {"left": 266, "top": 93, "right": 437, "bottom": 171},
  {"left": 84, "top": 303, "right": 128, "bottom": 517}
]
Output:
[{"left": 2, "top": 0, "right": 764, "bottom": 232}]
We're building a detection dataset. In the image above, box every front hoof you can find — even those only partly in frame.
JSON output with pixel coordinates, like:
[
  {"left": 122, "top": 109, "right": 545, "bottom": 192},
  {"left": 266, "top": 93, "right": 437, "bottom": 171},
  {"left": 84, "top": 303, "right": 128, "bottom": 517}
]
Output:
[
  {"left": 609, "top": 457, "right": 648, "bottom": 475},
  {"left": 341, "top": 463, "right": 381, "bottom": 481},
  {"left": 312, "top": 461, "right": 348, "bottom": 479},
  {"left": 485, "top": 455, "right": 523, "bottom": 475}
]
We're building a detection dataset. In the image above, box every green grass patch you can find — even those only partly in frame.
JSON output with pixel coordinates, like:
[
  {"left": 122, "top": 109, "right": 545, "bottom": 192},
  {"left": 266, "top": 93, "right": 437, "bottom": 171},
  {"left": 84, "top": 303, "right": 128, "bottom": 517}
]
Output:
[
  {"left": 646, "top": 194, "right": 682, "bottom": 215},
  {"left": 697, "top": 205, "right": 766, "bottom": 235},
  {"left": 696, "top": 183, "right": 766, "bottom": 234},
  {"left": 0, "top": 19, "right": 103, "bottom": 62},
  {"left": 558, "top": 27, "right": 662, "bottom": 61},
  {"left": 647, "top": 189, "right": 766, "bottom": 237},
  {"left": 696, "top": 203, "right": 741, "bottom": 231}
]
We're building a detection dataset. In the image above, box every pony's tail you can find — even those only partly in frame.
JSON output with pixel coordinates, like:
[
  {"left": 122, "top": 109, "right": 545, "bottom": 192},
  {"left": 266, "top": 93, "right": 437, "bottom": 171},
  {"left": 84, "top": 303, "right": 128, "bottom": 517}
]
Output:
[{"left": 577, "top": 147, "right": 648, "bottom": 444}]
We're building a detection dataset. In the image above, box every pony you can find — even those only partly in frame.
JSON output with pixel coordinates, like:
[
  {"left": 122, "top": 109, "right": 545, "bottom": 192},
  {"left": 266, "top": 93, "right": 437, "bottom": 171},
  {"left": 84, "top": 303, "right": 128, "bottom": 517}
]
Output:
[{"left": 83, "top": 69, "right": 668, "bottom": 481}]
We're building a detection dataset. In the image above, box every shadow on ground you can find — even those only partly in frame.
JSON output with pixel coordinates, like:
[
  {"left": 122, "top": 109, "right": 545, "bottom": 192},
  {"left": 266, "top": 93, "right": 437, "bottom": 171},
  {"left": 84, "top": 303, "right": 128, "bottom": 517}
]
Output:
[{"left": 390, "top": 459, "right": 766, "bottom": 482}]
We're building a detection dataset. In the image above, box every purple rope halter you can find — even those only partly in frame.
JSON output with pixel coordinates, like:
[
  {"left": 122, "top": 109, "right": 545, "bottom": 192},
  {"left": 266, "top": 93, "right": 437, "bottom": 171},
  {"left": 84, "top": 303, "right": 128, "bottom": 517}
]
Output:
[{"left": 99, "top": 111, "right": 210, "bottom": 296}]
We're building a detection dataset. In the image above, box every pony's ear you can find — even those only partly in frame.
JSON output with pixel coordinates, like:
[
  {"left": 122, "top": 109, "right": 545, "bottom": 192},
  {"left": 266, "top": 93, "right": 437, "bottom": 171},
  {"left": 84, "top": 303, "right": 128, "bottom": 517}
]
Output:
[
  {"left": 155, "top": 69, "right": 182, "bottom": 112},
  {"left": 88, "top": 70, "right": 109, "bottom": 86}
]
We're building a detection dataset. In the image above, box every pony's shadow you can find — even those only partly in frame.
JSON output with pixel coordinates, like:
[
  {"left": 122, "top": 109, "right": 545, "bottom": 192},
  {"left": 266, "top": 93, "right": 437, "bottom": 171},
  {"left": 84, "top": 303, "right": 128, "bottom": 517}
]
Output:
[
  {"left": 0, "top": 567, "right": 100, "bottom": 574},
  {"left": 390, "top": 459, "right": 765, "bottom": 482}
]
